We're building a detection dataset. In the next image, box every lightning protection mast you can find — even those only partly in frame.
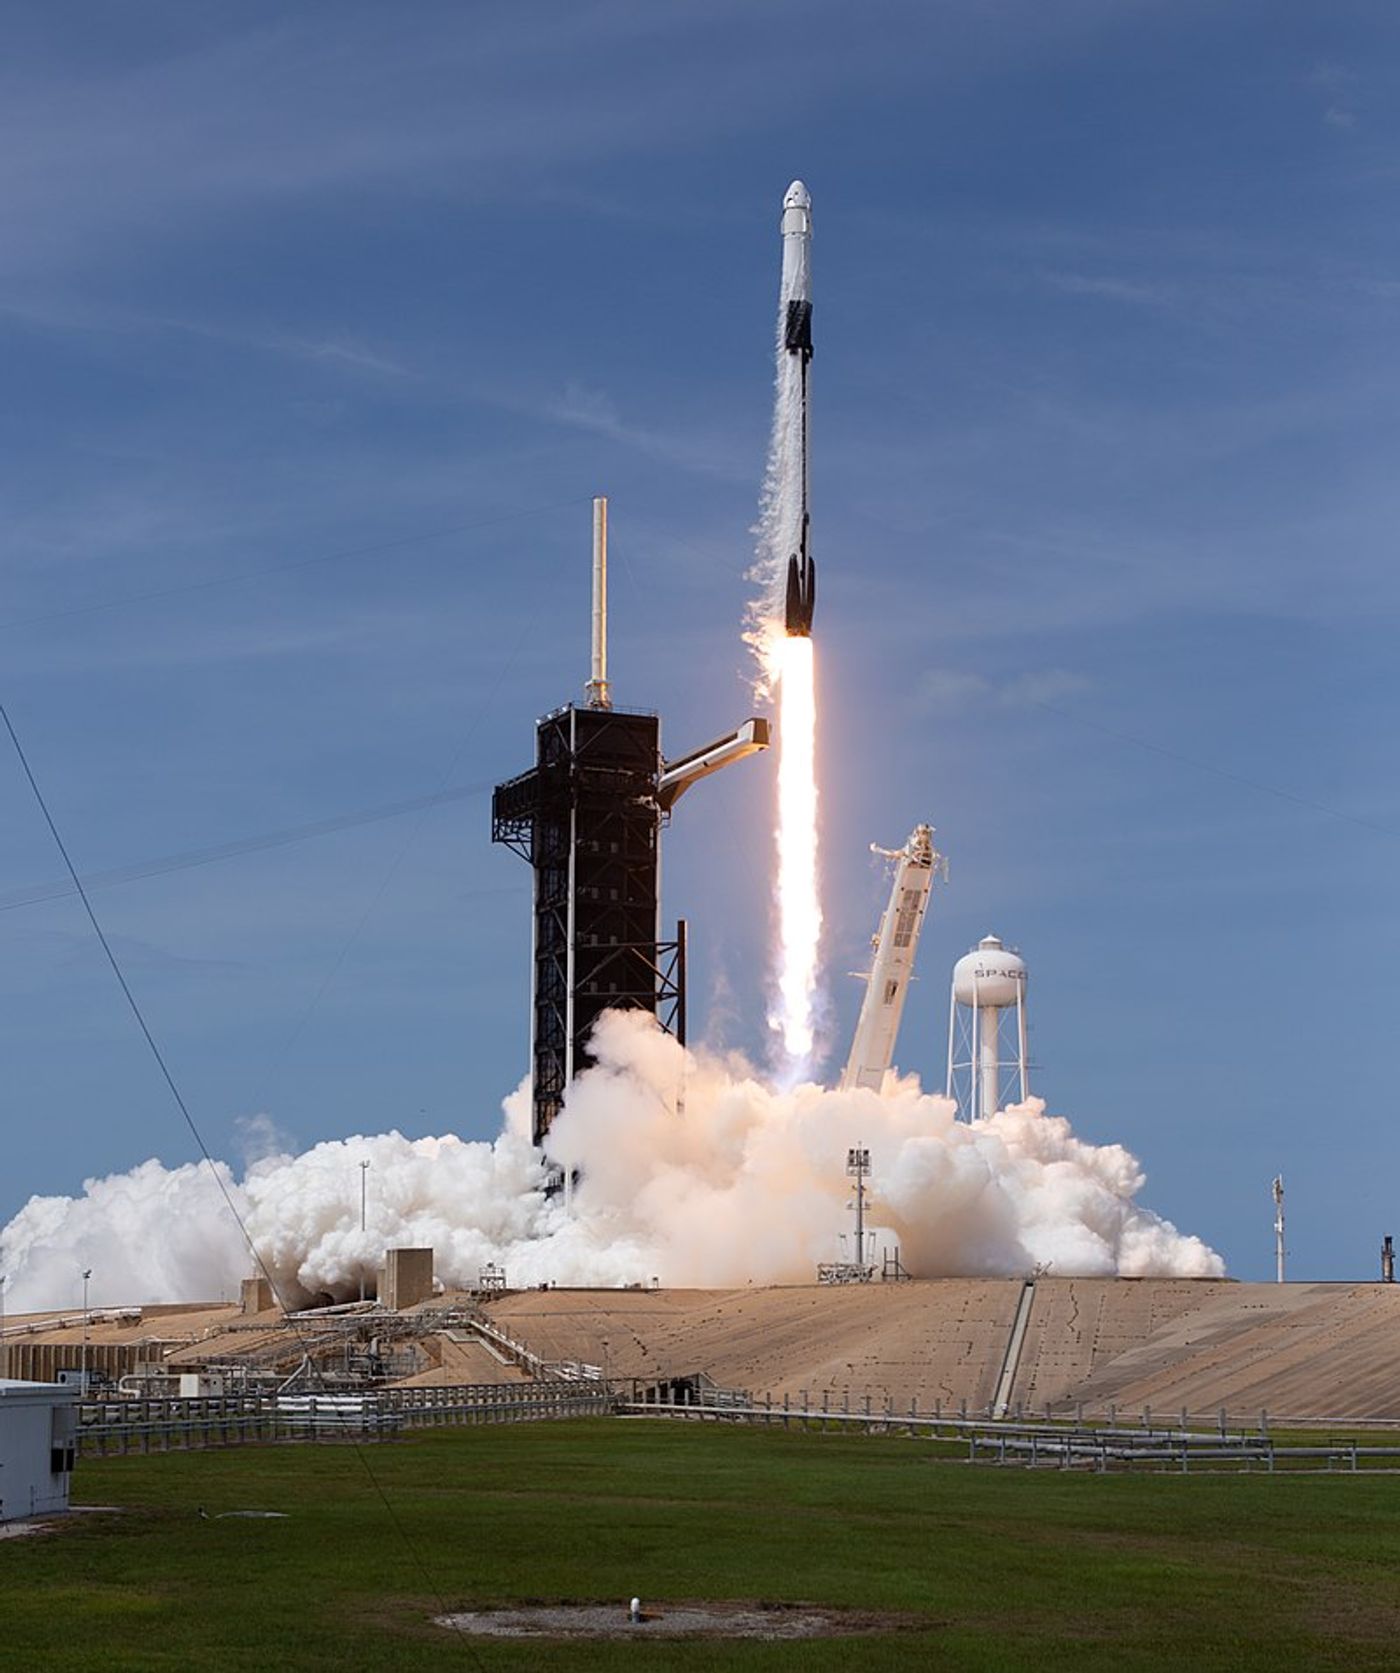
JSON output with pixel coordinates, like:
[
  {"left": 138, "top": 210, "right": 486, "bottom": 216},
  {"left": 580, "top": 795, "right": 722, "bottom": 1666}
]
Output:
[{"left": 1273, "top": 1175, "right": 1286, "bottom": 1283}]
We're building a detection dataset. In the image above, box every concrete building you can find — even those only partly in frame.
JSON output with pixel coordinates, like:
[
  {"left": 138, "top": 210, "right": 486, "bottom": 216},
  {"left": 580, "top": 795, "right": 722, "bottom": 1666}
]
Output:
[
  {"left": 240, "top": 1277, "right": 274, "bottom": 1315},
  {"left": 1, "top": 1379, "right": 77, "bottom": 1523},
  {"left": 381, "top": 1248, "right": 434, "bottom": 1311}
]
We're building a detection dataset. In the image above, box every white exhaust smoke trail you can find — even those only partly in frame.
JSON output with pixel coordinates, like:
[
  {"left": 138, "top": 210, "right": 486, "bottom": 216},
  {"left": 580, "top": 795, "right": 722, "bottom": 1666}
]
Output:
[{"left": 0, "top": 1012, "right": 1222, "bottom": 1313}]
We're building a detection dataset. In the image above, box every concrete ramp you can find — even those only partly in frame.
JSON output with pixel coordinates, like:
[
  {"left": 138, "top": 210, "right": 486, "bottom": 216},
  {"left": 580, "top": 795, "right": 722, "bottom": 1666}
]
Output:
[
  {"left": 1008, "top": 1278, "right": 1239, "bottom": 1412},
  {"left": 990, "top": 1280, "right": 1036, "bottom": 1418},
  {"left": 488, "top": 1281, "right": 1025, "bottom": 1410},
  {"left": 1010, "top": 1279, "right": 1400, "bottom": 1422},
  {"left": 399, "top": 1334, "right": 529, "bottom": 1387}
]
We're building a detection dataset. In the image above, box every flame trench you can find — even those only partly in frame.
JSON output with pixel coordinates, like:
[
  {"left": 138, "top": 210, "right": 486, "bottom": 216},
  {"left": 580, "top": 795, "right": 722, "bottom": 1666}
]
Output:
[{"left": 773, "top": 634, "right": 820, "bottom": 1070}]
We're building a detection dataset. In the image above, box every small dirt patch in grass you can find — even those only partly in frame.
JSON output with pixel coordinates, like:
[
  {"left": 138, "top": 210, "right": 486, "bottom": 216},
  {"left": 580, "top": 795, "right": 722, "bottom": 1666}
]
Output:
[{"left": 435, "top": 1601, "right": 919, "bottom": 1639}]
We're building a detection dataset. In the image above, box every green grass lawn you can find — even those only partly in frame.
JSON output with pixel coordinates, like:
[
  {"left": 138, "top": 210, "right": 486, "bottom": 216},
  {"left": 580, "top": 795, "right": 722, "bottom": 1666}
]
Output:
[{"left": 3, "top": 1418, "right": 1399, "bottom": 1670}]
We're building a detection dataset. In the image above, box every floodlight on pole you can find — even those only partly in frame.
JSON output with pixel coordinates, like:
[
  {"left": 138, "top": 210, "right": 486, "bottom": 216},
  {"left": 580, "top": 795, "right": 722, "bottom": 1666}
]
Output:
[
  {"left": 1272, "top": 1175, "right": 1285, "bottom": 1284},
  {"left": 846, "top": 1147, "right": 871, "bottom": 1272},
  {"left": 81, "top": 1268, "right": 92, "bottom": 1392},
  {"left": 359, "top": 1160, "right": 370, "bottom": 1303}
]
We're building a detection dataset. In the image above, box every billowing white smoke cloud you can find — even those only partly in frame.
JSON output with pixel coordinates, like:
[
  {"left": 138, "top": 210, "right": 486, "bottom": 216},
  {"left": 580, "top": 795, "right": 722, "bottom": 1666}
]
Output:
[
  {"left": 1, "top": 1012, "right": 1220, "bottom": 1312},
  {"left": 1, "top": 1158, "right": 250, "bottom": 1313}
]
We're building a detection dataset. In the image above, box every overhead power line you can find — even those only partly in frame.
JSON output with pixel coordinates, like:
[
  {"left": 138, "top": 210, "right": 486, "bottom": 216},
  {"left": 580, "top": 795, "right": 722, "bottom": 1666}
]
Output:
[{"left": 0, "top": 780, "right": 507, "bottom": 915}]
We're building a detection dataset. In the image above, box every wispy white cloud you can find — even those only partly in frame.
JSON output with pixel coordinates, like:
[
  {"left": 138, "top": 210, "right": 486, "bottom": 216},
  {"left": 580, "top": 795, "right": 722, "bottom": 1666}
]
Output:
[
  {"left": 1308, "top": 60, "right": 1360, "bottom": 131},
  {"left": 0, "top": 1, "right": 927, "bottom": 285},
  {"left": 153, "top": 315, "right": 417, "bottom": 379},
  {"left": 288, "top": 338, "right": 410, "bottom": 377},
  {"left": 537, "top": 380, "right": 752, "bottom": 481},
  {"left": 1043, "top": 270, "right": 1178, "bottom": 307},
  {"left": 915, "top": 667, "right": 1093, "bottom": 713},
  {"left": 0, "top": 290, "right": 417, "bottom": 386},
  {"left": 233, "top": 1111, "right": 296, "bottom": 1167}
]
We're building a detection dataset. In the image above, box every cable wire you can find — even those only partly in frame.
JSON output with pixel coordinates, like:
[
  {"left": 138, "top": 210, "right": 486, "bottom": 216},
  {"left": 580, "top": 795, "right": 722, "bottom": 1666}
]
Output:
[
  {"left": 0, "top": 781, "right": 508, "bottom": 915},
  {"left": 241, "top": 613, "right": 535, "bottom": 1118},
  {"left": 0, "top": 695, "right": 486, "bottom": 1658}
]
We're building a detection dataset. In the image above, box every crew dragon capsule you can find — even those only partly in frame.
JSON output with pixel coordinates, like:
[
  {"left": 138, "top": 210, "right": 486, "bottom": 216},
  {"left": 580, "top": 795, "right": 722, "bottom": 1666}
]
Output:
[{"left": 781, "top": 179, "right": 816, "bottom": 637}]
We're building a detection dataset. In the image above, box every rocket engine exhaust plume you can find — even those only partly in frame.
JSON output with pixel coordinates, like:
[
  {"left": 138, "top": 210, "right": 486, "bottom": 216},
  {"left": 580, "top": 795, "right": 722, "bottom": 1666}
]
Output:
[
  {"left": 773, "top": 634, "right": 820, "bottom": 1066},
  {"left": 747, "top": 179, "right": 822, "bottom": 1080},
  {"left": 0, "top": 1012, "right": 1223, "bottom": 1312}
]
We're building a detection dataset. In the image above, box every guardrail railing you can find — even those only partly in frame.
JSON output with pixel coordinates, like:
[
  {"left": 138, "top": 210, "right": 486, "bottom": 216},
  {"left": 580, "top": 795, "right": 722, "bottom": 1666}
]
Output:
[
  {"left": 75, "top": 1382, "right": 615, "bottom": 1455},
  {"left": 619, "top": 1389, "right": 1400, "bottom": 1471}
]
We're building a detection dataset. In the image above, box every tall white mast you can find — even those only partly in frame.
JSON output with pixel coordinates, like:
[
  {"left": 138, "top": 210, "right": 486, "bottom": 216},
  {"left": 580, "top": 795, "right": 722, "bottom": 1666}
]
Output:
[
  {"left": 1273, "top": 1175, "right": 1286, "bottom": 1283},
  {"left": 847, "top": 1145, "right": 871, "bottom": 1272},
  {"left": 584, "top": 496, "right": 610, "bottom": 710},
  {"left": 840, "top": 825, "right": 945, "bottom": 1093}
]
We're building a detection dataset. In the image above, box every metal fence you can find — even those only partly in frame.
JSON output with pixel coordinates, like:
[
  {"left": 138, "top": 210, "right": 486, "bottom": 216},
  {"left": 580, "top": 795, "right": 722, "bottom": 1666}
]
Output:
[
  {"left": 619, "top": 1388, "right": 1400, "bottom": 1473},
  {"left": 72, "top": 1378, "right": 1400, "bottom": 1472},
  {"left": 76, "top": 1382, "right": 614, "bottom": 1455}
]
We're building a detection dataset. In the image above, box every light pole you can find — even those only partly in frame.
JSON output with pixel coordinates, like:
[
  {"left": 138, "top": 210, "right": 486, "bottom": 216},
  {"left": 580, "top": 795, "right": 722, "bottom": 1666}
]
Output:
[
  {"left": 359, "top": 1161, "right": 370, "bottom": 1302},
  {"left": 847, "top": 1147, "right": 871, "bottom": 1276},
  {"left": 1, "top": 1269, "right": 7, "bottom": 1382},
  {"left": 80, "top": 1268, "right": 92, "bottom": 1392},
  {"left": 1272, "top": 1175, "right": 1286, "bottom": 1284}
]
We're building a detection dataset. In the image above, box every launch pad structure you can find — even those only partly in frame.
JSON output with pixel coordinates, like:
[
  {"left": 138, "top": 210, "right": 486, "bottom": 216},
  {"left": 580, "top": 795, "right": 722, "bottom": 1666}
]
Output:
[
  {"left": 492, "top": 500, "right": 768, "bottom": 1146},
  {"left": 492, "top": 701, "right": 687, "bottom": 1144}
]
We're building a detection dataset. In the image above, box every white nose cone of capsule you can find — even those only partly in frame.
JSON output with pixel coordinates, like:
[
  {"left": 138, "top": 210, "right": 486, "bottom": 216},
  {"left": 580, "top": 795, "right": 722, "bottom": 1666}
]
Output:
[
  {"left": 782, "top": 178, "right": 812, "bottom": 232},
  {"left": 952, "top": 934, "right": 1027, "bottom": 1009},
  {"left": 780, "top": 179, "right": 812, "bottom": 301}
]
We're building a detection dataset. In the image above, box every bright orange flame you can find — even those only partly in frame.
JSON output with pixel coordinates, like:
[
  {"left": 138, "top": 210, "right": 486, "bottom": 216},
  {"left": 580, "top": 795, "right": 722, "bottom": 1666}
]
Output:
[{"left": 773, "top": 634, "right": 820, "bottom": 1067}]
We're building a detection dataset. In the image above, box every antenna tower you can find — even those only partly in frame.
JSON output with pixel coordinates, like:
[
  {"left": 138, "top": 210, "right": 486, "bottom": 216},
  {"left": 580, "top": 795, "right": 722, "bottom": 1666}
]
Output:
[
  {"left": 848, "top": 1145, "right": 870, "bottom": 1271},
  {"left": 816, "top": 1144, "right": 877, "bottom": 1284}
]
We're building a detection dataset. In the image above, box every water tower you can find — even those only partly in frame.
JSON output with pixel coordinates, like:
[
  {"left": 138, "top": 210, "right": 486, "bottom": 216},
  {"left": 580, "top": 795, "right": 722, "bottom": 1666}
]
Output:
[{"left": 945, "top": 934, "right": 1029, "bottom": 1121}]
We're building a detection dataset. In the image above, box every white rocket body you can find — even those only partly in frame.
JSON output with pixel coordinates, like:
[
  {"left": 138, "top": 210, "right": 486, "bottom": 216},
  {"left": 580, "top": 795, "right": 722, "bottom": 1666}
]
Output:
[
  {"left": 778, "top": 180, "right": 816, "bottom": 636},
  {"left": 780, "top": 179, "right": 812, "bottom": 305}
]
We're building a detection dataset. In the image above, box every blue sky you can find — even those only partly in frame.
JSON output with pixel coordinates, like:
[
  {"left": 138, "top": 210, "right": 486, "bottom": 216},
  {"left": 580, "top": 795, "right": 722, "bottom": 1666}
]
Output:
[{"left": 1, "top": 1, "right": 1396, "bottom": 1281}]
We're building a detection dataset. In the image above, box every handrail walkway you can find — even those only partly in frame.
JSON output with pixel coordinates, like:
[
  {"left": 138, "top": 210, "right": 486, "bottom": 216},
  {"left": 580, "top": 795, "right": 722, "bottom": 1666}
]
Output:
[{"left": 76, "top": 1382, "right": 612, "bottom": 1455}]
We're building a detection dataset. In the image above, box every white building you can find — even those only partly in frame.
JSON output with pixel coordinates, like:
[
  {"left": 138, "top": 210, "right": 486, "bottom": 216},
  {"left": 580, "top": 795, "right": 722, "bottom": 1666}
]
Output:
[{"left": 0, "top": 1380, "right": 78, "bottom": 1523}]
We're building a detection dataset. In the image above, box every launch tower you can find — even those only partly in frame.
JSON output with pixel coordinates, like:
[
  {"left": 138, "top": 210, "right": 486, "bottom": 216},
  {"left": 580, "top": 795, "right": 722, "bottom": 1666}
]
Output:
[{"left": 492, "top": 500, "right": 768, "bottom": 1146}]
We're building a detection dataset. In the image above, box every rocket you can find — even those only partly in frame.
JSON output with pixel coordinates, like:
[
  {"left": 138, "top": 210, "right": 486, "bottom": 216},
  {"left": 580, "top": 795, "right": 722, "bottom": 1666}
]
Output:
[
  {"left": 784, "top": 542, "right": 815, "bottom": 638},
  {"left": 781, "top": 180, "right": 816, "bottom": 637}
]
